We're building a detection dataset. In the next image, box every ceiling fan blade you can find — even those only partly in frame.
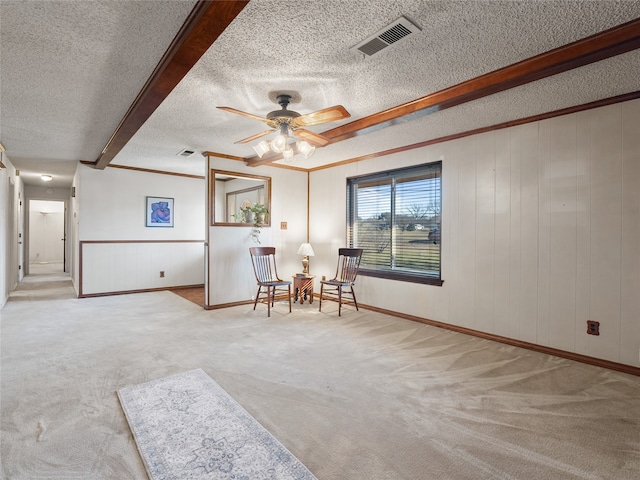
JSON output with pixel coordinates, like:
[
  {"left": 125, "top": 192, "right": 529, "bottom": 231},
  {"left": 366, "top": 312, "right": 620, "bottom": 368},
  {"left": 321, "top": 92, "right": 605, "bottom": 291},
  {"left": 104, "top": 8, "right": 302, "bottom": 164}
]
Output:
[
  {"left": 294, "top": 105, "right": 350, "bottom": 127},
  {"left": 217, "top": 106, "right": 270, "bottom": 123},
  {"left": 234, "top": 130, "right": 274, "bottom": 144},
  {"left": 294, "top": 129, "right": 330, "bottom": 147}
]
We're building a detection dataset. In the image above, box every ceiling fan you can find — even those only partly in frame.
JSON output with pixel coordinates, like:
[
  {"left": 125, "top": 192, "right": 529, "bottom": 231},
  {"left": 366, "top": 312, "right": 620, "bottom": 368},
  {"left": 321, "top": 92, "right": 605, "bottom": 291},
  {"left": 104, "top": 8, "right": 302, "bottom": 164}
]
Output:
[{"left": 217, "top": 93, "right": 350, "bottom": 160}]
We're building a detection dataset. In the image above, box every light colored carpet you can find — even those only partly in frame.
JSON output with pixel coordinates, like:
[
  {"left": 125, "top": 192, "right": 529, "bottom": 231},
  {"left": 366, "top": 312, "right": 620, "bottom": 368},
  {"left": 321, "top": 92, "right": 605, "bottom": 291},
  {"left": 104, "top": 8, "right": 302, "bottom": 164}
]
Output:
[
  {"left": 28, "top": 262, "right": 64, "bottom": 275},
  {"left": 118, "top": 368, "right": 317, "bottom": 479},
  {"left": 1, "top": 274, "right": 639, "bottom": 479}
]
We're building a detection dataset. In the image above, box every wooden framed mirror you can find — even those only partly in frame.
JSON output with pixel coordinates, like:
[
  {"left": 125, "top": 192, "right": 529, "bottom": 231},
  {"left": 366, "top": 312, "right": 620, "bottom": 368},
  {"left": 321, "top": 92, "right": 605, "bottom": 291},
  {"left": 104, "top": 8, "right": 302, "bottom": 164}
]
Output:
[{"left": 211, "top": 170, "right": 271, "bottom": 226}]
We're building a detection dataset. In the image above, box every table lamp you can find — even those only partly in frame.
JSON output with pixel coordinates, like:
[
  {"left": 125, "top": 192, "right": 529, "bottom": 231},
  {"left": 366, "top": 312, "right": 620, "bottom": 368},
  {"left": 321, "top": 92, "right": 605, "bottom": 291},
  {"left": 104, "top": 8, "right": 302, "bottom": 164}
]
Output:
[{"left": 296, "top": 243, "right": 315, "bottom": 274}]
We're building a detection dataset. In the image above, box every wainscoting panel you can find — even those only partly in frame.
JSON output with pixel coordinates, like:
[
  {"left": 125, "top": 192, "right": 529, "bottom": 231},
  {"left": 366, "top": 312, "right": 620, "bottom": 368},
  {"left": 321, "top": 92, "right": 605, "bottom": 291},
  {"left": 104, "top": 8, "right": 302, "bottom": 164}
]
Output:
[
  {"left": 517, "top": 122, "right": 541, "bottom": 345},
  {"left": 494, "top": 128, "right": 512, "bottom": 338},
  {"left": 620, "top": 100, "right": 640, "bottom": 366},
  {"left": 574, "top": 110, "right": 593, "bottom": 357},
  {"left": 474, "top": 132, "right": 497, "bottom": 334},
  {"left": 536, "top": 119, "right": 552, "bottom": 349},
  {"left": 455, "top": 137, "right": 477, "bottom": 330},
  {"left": 589, "top": 105, "right": 623, "bottom": 361},
  {"left": 80, "top": 241, "right": 204, "bottom": 296},
  {"left": 547, "top": 115, "right": 578, "bottom": 353},
  {"left": 507, "top": 126, "right": 524, "bottom": 341}
]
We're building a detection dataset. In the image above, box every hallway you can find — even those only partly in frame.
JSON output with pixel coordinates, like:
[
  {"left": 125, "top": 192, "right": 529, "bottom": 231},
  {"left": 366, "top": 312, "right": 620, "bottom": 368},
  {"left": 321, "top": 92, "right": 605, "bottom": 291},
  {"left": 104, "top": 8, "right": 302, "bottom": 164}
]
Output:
[
  {"left": 8, "top": 265, "right": 74, "bottom": 303},
  {"left": 28, "top": 261, "right": 65, "bottom": 275}
]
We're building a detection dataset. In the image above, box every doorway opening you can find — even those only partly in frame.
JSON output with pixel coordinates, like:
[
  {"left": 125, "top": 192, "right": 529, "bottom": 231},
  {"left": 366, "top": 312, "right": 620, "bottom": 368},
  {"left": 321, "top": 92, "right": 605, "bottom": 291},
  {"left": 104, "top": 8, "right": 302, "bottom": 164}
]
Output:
[{"left": 28, "top": 199, "right": 66, "bottom": 275}]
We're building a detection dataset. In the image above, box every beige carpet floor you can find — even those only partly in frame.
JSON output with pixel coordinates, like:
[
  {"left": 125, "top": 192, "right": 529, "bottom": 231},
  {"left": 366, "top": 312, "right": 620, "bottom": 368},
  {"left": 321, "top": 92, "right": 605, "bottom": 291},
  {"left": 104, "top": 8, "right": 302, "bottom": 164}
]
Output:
[{"left": 1, "top": 273, "right": 639, "bottom": 479}]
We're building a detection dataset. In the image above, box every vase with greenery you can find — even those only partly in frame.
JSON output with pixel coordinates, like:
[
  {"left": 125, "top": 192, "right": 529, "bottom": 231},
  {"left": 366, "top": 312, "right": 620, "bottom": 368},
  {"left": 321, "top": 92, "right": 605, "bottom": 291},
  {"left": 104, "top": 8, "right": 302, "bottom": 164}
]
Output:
[
  {"left": 251, "top": 203, "right": 269, "bottom": 225},
  {"left": 232, "top": 203, "right": 269, "bottom": 242}
]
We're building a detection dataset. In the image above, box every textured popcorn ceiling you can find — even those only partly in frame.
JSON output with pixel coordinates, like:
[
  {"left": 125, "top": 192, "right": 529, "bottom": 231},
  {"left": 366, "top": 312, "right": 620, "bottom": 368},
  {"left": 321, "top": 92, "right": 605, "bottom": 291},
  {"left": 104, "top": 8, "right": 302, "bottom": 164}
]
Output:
[{"left": 2, "top": 1, "right": 640, "bottom": 184}]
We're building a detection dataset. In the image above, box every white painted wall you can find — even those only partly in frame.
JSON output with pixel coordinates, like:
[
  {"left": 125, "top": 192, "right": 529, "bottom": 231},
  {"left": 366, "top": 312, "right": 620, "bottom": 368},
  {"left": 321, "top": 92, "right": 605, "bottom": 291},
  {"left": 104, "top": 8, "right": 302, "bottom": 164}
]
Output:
[
  {"left": 0, "top": 163, "right": 9, "bottom": 307},
  {"left": 310, "top": 99, "right": 640, "bottom": 367},
  {"left": 207, "top": 157, "right": 308, "bottom": 307},
  {"left": 71, "top": 167, "right": 81, "bottom": 292},
  {"left": 78, "top": 165, "right": 204, "bottom": 240},
  {"left": 78, "top": 165, "right": 205, "bottom": 295},
  {"left": 0, "top": 155, "right": 25, "bottom": 307}
]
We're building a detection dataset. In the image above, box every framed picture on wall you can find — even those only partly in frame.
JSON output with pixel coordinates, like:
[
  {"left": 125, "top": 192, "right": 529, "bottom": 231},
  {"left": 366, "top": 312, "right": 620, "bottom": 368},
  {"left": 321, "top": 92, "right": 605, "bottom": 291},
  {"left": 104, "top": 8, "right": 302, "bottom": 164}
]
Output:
[{"left": 146, "top": 196, "right": 174, "bottom": 227}]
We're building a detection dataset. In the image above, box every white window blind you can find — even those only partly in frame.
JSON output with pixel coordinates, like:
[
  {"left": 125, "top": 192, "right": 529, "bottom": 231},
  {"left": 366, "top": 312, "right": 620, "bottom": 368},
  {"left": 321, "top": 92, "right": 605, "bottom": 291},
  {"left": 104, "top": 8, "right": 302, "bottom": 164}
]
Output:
[{"left": 347, "top": 161, "right": 442, "bottom": 284}]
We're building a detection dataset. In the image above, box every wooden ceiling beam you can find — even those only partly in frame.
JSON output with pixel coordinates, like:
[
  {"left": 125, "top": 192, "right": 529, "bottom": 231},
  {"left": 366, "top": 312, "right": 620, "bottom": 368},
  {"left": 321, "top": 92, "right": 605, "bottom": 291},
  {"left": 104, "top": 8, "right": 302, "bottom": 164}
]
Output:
[
  {"left": 246, "top": 17, "right": 640, "bottom": 167},
  {"left": 93, "top": 1, "right": 249, "bottom": 170}
]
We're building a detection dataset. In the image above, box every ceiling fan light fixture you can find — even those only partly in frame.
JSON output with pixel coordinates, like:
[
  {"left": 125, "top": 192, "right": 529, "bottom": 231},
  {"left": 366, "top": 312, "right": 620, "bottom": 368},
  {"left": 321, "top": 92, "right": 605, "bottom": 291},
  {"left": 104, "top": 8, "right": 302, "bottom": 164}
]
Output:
[
  {"left": 253, "top": 140, "right": 270, "bottom": 158},
  {"left": 220, "top": 93, "right": 349, "bottom": 161},
  {"left": 297, "top": 140, "right": 315, "bottom": 159}
]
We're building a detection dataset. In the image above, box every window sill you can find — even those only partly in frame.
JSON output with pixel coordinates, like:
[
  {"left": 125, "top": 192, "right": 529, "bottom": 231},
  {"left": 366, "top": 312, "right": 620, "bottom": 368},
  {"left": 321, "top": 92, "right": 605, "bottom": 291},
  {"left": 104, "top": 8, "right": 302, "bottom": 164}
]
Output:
[{"left": 359, "top": 269, "right": 444, "bottom": 286}]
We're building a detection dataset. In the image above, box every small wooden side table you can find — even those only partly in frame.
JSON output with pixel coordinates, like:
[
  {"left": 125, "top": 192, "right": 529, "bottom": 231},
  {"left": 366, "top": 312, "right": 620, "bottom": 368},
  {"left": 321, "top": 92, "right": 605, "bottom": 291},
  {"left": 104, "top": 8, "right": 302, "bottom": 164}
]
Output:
[{"left": 292, "top": 275, "right": 315, "bottom": 304}]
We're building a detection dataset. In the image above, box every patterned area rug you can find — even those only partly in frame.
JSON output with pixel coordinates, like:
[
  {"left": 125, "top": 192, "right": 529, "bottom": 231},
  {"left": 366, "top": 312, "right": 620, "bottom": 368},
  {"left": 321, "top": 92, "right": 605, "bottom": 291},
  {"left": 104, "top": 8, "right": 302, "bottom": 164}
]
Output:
[{"left": 118, "top": 369, "right": 316, "bottom": 480}]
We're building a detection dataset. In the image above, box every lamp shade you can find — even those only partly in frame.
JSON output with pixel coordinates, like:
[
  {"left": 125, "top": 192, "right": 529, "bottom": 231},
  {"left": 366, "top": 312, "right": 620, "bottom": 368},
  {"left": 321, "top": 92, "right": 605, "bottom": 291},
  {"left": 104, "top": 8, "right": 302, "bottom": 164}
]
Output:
[
  {"left": 282, "top": 145, "right": 295, "bottom": 163},
  {"left": 253, "top": 140, "right": 270, "bottom": 158},
  {"left": 270, "top": 134, "right": 288, "bottom": 153},
  {"left": 296, "top": 243, "right": 315, "bottom": 256},
  {"left": 297, "top": 140, "right": 315, "bottom": 159}
]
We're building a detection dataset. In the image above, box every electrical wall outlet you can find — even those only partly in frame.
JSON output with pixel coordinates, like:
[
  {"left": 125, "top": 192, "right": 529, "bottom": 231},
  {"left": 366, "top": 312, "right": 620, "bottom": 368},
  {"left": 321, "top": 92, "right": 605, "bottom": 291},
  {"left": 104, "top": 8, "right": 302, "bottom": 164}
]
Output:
[
  {"left": 160, "top": 271, "right": 165, "bottom": 278},
  {"left": 587, "top": 320, "right": 599, "bottom": 336},
  {"left": 280, "top": 222, "right": 287, "bottom": 230}
]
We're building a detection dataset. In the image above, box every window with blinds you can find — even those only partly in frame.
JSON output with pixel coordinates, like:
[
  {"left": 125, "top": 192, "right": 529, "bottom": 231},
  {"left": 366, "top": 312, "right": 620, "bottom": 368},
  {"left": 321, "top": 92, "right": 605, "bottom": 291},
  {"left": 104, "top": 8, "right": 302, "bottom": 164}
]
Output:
[{"left": 347, "top": 161, "right": 443, "bottom": 285}]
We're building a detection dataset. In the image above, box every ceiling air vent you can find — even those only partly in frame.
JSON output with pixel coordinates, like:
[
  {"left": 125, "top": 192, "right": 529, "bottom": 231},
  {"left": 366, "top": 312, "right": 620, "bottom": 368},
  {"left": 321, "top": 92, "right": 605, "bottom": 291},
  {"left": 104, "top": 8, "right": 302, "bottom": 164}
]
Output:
[
  {"left": 351, "top": 16, "right": 421, "bottom": 58},
  {"left": 177, "top": 149, "right": 196, "bottom": 158}
]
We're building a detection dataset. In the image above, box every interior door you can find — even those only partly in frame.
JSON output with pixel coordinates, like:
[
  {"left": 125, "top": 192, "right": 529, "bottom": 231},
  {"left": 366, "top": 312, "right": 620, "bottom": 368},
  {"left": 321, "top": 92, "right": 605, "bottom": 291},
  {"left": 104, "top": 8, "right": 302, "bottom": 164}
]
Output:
[{"left": 28, "top": 199, "right": 65, "bottom": 273}]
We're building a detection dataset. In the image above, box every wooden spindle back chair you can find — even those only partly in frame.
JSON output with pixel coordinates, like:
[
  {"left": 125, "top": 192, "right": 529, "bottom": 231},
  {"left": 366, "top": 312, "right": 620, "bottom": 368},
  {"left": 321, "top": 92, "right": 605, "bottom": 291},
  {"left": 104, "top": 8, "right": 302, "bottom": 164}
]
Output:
[
  {"left": 249, "top": 247, "right": 292, "bottom": 317},
  {"left": 318, "top": 248, "right": 363, "bottom": 316}
]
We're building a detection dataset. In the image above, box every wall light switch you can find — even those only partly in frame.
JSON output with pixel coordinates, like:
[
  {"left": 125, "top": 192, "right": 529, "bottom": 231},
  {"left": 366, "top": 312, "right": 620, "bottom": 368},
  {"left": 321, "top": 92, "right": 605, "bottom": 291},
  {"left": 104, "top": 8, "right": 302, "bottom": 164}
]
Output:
[{"left": 280, "top": 222, "right": 287, "bottom": 230}]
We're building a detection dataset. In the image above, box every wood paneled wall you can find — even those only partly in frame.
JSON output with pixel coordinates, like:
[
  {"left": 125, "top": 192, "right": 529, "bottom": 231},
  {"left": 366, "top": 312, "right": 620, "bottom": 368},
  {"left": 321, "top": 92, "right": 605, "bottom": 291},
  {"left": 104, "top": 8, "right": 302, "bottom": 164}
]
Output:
[
  {"left": 79, "top": 241, "right": 204, "bottom": 296},
  {"left": 311, "top": 98, "right": 640, "bottom": 367}
]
